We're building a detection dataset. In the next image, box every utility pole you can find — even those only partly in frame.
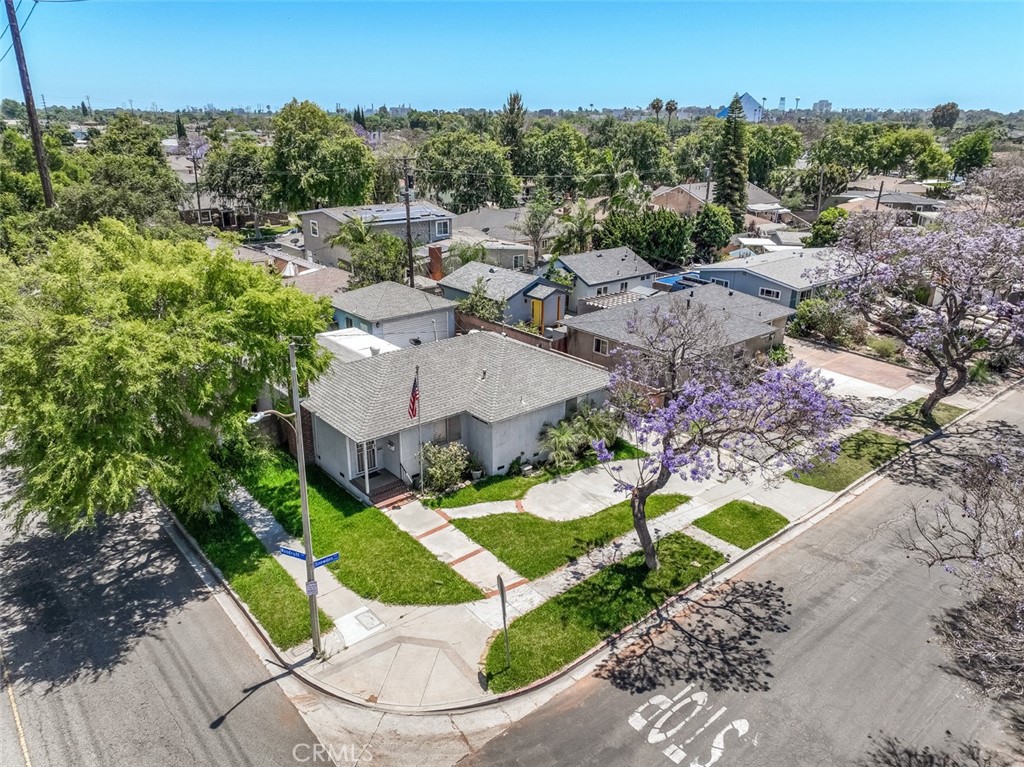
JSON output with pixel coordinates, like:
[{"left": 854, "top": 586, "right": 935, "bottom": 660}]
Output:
[
  {"left": 402, "top": 157, "right": 415, "bottom": 289},
  {"left": 4, "top": 0, "right": 53, "bottom": 207},
  {"left": 85, "top": 95, "right": 92, "bottom": 114},
  {"left": 129, "top": 98, "right": 134, "bottom": 115},
  {"left": 816, "top": 166, "right": 824, "bottom": 211},
  {"left": 40, "top": 93, "right": 48, "bottom": 126},
  {"left": 875, "top": 179, "right": 884, "bottom": 211}
]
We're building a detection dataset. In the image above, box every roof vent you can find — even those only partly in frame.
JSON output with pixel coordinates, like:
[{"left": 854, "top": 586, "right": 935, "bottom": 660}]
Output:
[
  {"left": 728, "top": 290, "right": 734, "bottom": 296},
  {"left": 596, "top": 252, "right": 603, "bottom": 257},
  {"left": 480, "top": 369, "right": 487, "bottom": 381}
]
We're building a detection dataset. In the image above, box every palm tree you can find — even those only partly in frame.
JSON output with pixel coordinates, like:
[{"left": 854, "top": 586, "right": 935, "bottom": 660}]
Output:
[
  {"left": 552, "top": 200, "right": 598, "bottom": 255},
  {"left": 649, "top": 98, "right": 664, "bottom": 124},
  {"left": 538, "top": 420, "right": 584, "bottom": 470},
  {"left": 665, "top": 99, "right": 678, "bottom": 131},
  {"left": 326, "top": 217, "right": 373, "bottom": 250},
  {"left": 607, "top": 171, "right": 652, "bottom": 215}
]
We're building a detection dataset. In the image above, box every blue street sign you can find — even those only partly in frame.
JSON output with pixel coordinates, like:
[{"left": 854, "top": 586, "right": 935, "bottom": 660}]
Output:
[
  {"left": 314, "top": 552, "right": 340, "bottom": 568},
  {"left": 280, "top": 546, "right": 306, "bottom": 560}
]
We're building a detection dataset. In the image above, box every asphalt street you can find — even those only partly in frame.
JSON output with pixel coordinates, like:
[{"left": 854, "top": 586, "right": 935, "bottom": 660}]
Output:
[
  {"left": 461, "top": 390, "right": 1024, "bottom": 767},
  {"left": 0, "top": 494, "right": 328, "bottom": 767}
]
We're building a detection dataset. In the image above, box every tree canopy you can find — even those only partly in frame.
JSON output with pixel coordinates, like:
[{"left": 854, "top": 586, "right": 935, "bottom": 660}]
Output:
[
  {"left": 712, "top": 95, "right": 748, "bottom": 231},
  {"left": 417, "top": 129, "right": 520, "bottom": 213},
  {"left": 593, "top": 208, "right": 693, "bottom": 268}
]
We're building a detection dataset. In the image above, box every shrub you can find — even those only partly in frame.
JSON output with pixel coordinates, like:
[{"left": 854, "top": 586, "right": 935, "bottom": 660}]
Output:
[
  {"left": 789, "top": 296, "right": 853, "bottom": 344},
  {"left": 538, "top": 420, "right": 581, "bottom": 470},
  {"left": 969, "top": 358, "right": 992, "bottom": 383},
  {"left": 506, "top": 456, "right": 524, "bottom": 477},
  {"left": 866, "top": 335, "right": 902, "bottom": 360},
  {"left": 421, "top": 441, "right": 470, "bottom": 493},
  {"left": 988, "top": 346, "right": 1023, "bottom": 374},
  {"left": 538, "top": 401, "right": 621, "bottom": 469},
  {"left": 766, "top": 344, "right": 791, "bottom": 366}
]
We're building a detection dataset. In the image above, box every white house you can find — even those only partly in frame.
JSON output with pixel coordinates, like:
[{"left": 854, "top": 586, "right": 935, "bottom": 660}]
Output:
[
  {"left": 303, "top": 331, "right": 609, "bottom": 505},
  {"left": 553, "top": 246, "right": 659, "bottom": 312},
  {"left": 330, "top": 281, "right": 457, "bottom": 347}
]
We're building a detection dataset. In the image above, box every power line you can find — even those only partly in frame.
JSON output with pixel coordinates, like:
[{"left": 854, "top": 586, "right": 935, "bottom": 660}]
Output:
[
  {"left": 0, "top": 0, "right": 37, "bottom": 64},
  {"left": 0, "top": 0, "right": 23, "bottom": 41}
]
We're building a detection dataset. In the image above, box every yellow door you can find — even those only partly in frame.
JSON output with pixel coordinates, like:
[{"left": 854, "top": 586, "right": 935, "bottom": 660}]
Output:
[{"left": 531, "top": 299, "right": 544, "bottom": 329}]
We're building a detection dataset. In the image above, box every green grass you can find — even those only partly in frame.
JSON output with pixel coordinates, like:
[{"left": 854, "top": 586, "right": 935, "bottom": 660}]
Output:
[
  {"left": 180, "top": 508, "right": 333, "bottom": 650},
  {"left": 788, "top": 429, "right": 908, "bottom": 492},
  {"left": 241, "top": 223, "right": 294, "bottom": 240},
  {"left": 452, "top": 494, "right": 689, "bottom": 580},
  {"left": 484, "top": 532, "right": 725, "bottom": 692},
  {"left": 242, "top": 453, "right": 482, "bottom": 604},
  {"left": 881, "top": 397, "right": 967, "bottom": 435},
  {"left": 693, "top": 500, "right": 789, "bottom": 550},
  {"left": 426, "top": 438, "right": 646, "bottom": 510}
]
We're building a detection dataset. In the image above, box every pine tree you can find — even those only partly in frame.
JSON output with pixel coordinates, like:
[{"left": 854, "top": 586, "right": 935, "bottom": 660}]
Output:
[
  {"left": 712, "top": 94, "right": 748, "bottom": 232},
  {"left": 80, "top": 100, "right": 88, "bottom": 118},
  {"left": 176, "top": 112, "right": 187, "bottom": 141}
]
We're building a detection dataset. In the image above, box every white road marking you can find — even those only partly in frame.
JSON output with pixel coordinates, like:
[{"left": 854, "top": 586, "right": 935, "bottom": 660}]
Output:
[{"left": 1, "top": 639, "right": 32, "bottom": 767}]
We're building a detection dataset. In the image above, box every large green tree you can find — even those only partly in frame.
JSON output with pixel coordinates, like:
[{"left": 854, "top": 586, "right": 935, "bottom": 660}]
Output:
[
  {"left": 593, "top": 208, "right": 693, "bottom": 268},
  {"left": 0, "top": 220, "right": 333, "bottom": 531},
  {"left": 203, "top": 137, "right": 271, "bottom": 235},
  {"left": 930, "top": 102, "right": 960, "bottom": 129},
  {"left": 805, "top": 206, "right": 849, "bottom": 247},
  {"left": 496, "top": 91, "right": 529, "bottom": 176},
  {"left": 950, "top": 130, "right": 993, "bottom": 178},
  {"left": 673, "top": 117, "right": 724, "bottom": 181},
  {"left": 417, "top": 129, "right": 520, "bottom": 213},
  {"left": 611, "top": 121, "right": 674, "bottom": 184},
  {"left": 524, "top": 122, "right": 591, "bottom": 198},
  {"left": 690, "top": 203, "right": 734, "bottom": 261},
  {"left": 269, "top": 99, "right": 376, "bottom": 210},
  {"left": 747, "top": 123, "right": 802, "bottom": 187},
  {"left": 348, "top": 230, "right": 408, "bottom": 289},
  {"left": 712, "top": 95, "right": 749, "bottom": 231}
]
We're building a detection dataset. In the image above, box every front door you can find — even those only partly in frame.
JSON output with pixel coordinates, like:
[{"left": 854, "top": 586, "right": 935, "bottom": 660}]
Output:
[
  {"left": 356, "top": 440, "right": 377, "bottom": 475},
  {"left": 531, "top": 299, "right": 544, "bottom": 329}
]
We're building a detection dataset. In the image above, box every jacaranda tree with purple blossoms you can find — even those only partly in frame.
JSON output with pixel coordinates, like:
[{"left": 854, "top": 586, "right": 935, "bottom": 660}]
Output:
[
  {"left": 826, "top": 204, "right": 1024, "bottom": 420},
  {"left": 594, "top": 296, "right": 850, "bottom": 571}
]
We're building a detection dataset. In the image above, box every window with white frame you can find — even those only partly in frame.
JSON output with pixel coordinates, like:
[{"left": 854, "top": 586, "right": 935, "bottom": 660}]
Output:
[
  {"left": 710, "top": 278, "right": 729, "bottom": 288},
  {"left": 513, "top": 253, "right": 525, "bottom": 270},
  {"left": 759, "top": 287, "right": 782, "bottom": 300},
  {"left": 619, "top": 281, "right": 629, "bottom": 292},
  {"left": 436, "top": 219, "right": 450, "bottom": 237},
  {"left": 593, "top": 337, "right": 609, "bottom": 356},
  {"left": 199, "top": 209, "right": 212, "bottom": 224},
  {"left": 309, "top": 220, "right": 319, "bottom": 237},
  {"left": 595, "top": 286, "right": 609, "bottom": 296},
  {"left": 798, "top": 289, "right": 813, "bottom": 302}
]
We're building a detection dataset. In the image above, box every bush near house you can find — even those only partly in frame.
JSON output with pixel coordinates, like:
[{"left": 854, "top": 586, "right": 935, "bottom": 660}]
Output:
[
  {"left": 692, "top": 500, "right": 789, "bottom": 550},
  {"left": 179, "top": 506, "right": 334, "bottom": 650},
  {"left": 420, "top": 441, "right": 470, "bottom": 493},
  {"left": 452, "top": 494, "right": 689, "bottom": 579},
  {"left": 788, "top": 429, "right": 908, "bottom": 492},
  {"left": 242, "top": 452, "right": 482, "bottom": 604},
  {"left": 484, "top": 532, "right": 725, "bottom": 692}
]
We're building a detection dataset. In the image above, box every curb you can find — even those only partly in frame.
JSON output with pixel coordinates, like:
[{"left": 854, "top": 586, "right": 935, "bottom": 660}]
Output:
[{"left": 170, "top": 378, "right": 1022, "bottom": 716}]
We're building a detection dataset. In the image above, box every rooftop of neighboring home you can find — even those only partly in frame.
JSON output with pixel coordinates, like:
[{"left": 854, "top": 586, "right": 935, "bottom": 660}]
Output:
[
  {"left": 452, "top": 206, "right": 537, "bottom": 243},
  {"left": 847, "top": 174, "right": 929, "bottom": 196},
  {"left": 834, "top": 191, "right": 946, "bottom": 208},
  {"left": 413, "top": 227, "right": 527, "bottom": 260},
  {"left": 439, "top": 261, "right": 554, "bottom": 302},
  {"left": 770, "top": 230, "right": 811, "bottom": 247},
  {"left": 305, "top": 331, "right": 610, "bottom": 442},
  {"left": 330, "top": 280, "right": 457, "bottom": 321},
  {"left": 316, "top": 328, "right": 401, "bottom": 363},
  {"left": 576, "top": 286, "right": 660, "bottom": 313},
  {"left": 555, "top": 246, "right": 657, "bottom": 286},
  {"left": 694, "top": 247, "right": 836, "bottom": 289},
  {"left": 560, "top": 284, "right": 792, "bottom": 349},
  {"left": 282, "top": 265, "right": 351, "bottom": 299},
  {"left": 299, "top": 201, "right": 454, "bottom": 225},
  {"left": 656, "top": 181, "right": 781, "bottom": 207}
]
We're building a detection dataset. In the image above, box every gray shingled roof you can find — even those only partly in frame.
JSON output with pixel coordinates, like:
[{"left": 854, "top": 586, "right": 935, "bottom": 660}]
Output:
[
  {"left": 556, "top": 247, "right": 656, "bottom": 286},
  {"left": 283, "top": 266, "right": 351, "bottom": 299},
  {"left": 330, "top": 281, "right": 456, "bottom": 321},
  {"left": 305, "top": 332, "right": 609, "bottom": 442},
  {"left": 561, "top": 284, "right": 792, "bottom": 348},
  {"left": 671, "top": 181, "right": 780, "bottom": 207},
  {"left": 694, "top": 248, "right": 837, "bottom": 290},
  {"left": 438, "top": 261, "right": 537, "bottom": 301},
  {"left": 300, "top": 201, "right": 454, "bottom": 224}
]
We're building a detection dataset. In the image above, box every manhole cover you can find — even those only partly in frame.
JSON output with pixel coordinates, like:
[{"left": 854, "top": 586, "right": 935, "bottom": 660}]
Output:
[{"left": 356, "top": 610, "right": 382, "bottom": 630}]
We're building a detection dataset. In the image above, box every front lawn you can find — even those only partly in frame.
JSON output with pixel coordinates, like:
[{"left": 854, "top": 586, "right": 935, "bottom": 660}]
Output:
[
  {"left": 452, "top": 494, "right": 689, "bottom": 580},
  {"left": 426, "top": 438, "right": 645, "bottom": 510},
  {"left": 788, "top": 429, "right": 908, "bottom": 492},
  {"left": 692, "top": 500, "right": 789, "bottom": 550},
  {"left": 180, "top": 507, "right": 333, "bottom": 650},
  {"left": 242, "top": 453, "right": 482, "bottom": 605},
  {"left": 484, "top": 532, "right": 725, "bottom": 692},
  {"left": 881, "top": 398, "right": 966, "bottom": 435}
]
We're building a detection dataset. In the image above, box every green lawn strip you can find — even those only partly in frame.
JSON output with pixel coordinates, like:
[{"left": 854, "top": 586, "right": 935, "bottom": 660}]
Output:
[
  {"left": 692, "top": 500, "right": 789, "bottom": 550},
  {"left": 881, "top": 398, "right": 967, "bottom": 435},
  {"left": 452, "top": 494, "right": 689, "bottom": 580},
  {"left": 484, "top": 532, "right": 725, "bottom": 693},
  {"left": 788, "top": 429, "right": 908, "bottom": 492},
  {"left": 179, "top": 508, "right": 333, "bottom": 650},
  {"left": 242, "top": 453, "right": 482, "bottom": 604},
  {"left": 426, "top": 438, "right": 645, "bottom": 509}
]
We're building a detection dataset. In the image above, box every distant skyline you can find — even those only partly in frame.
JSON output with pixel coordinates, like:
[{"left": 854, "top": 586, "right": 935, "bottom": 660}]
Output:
[{"left": 2, "top": 1, "right": 1023, "bottom": 115}]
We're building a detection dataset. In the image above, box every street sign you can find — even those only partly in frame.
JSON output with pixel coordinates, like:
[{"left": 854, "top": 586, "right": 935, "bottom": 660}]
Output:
[
  {"left": 280, "top": 546, "right": 306, "bottom": 560},
  {"left": 497, "top": 575, "right": 511, "bottom": 669},
  {"left": 314, "top": 552, "right": 340, "bottom": 568},
  {"left": 305, "top": 580, "right": 318, "bottom": 596}
]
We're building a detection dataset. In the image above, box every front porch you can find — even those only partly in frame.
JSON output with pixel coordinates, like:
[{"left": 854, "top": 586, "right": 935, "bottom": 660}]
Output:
[{"left": 353, "top": 468, "right": 414, "bottom": 507}]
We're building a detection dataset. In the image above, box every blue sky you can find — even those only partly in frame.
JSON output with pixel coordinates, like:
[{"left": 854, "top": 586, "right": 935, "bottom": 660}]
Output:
[{"left": 2, "top": 1, "right": 1023, "bottom": 113}]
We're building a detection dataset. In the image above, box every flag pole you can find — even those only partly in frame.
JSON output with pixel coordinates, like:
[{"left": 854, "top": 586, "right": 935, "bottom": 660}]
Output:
[{"left": 415, "top": 365, "right": 423, "bottom": 488}]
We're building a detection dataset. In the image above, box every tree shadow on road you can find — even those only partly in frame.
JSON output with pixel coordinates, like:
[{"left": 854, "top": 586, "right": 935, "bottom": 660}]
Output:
[
  {"left": 880, "top": 418, "right": 1024, "bottom": 490},
  {"left": 855, "top": 731, "right": 1014, "bottom": 767},
  {"left": 592, "top": 579, "right": 790, "bottom": 695},
  {"left": 0, "top": 505, "right": 208, "bottom": 691}
]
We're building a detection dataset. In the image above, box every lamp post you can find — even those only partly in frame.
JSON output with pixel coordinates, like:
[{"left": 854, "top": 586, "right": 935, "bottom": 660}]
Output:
[{"left": 247, "top": 342, "right": 322, "bottom": 657}]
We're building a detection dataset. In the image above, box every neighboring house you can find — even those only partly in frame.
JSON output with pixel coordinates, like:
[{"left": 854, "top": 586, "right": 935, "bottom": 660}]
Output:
[
  {"left": 553, "top": 247, "right": 659, "bottom": 312},
  {"left": 438, "top": 262, "right": 568, "bottom": 328},
  {"left": 282, "top": 265, "right": 351, "bottom": 300},
  {"left": 230, "top": 244, "right": 321, "bottom": 278},
  {"left": 303, "top": 331, "right": 610, "bottom": 504},
  {"left": 414, "top": 227, "right": 531, "bottom": 273},
  {"left": 770, "top": 230, "right": 811, "bottom": 248},
  {"left": 715, "top": 92, "right": 765, "bottom": 123},
  {"left": 559, "top": 284, "right": 793, "bottom": 371},
  {"left": 688, "top": 247, "right": 838, "bottom": 308},
  {"left": 830, "top": 191, "right": 946, "bottom": 214},
  {"left": 330, "top": 281, "right": 456, "bottom": 346},
  {"left": 454, "top": 206, "right": 564, "bottom": 265},
  {"left": 299, "top": 201, "right": 455, "bottom": 268},
  {"left": 652, "top": 181, "right": 796, "bottom": 226}
]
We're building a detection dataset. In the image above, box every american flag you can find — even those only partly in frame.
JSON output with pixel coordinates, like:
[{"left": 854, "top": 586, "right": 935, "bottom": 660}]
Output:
[{"left": 408, "top": 370, "right": 420, "bottom": 419}]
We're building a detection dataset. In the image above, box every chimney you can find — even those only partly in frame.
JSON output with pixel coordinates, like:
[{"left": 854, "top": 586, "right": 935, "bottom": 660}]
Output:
[{"left": 428, "top": 245, "right": 444, "bottom": 280}]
